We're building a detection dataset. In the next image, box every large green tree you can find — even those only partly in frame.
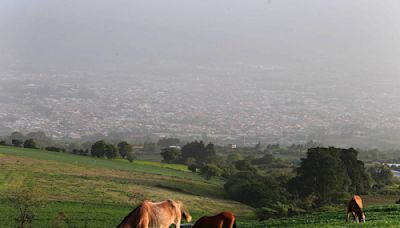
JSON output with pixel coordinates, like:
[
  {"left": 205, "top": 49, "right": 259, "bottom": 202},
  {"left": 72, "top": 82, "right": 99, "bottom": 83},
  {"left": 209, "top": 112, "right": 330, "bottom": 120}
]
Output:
[
  {"left": 105, "top": 144, "right": 118, "bottom": 159},
  {"left": 118, "top": 141, "right": 133, "bottom": 158},
  {"left": 91, "top": 140, "right": 106, "bottom": 157},
  {"left": 200, "top": 164, "right": 223, "bottom": 180},
  {"left": 181, "top": 141, "right": 216, "bottom": 165},
  {"left": 23, "top": 139, "right": 37, "bottom": 149},
  {"left": 160, "top": 147, "right": 181, "bottom": 163},
  {"left": 288, "top": 147, "right": 370, "bottom": 207}
]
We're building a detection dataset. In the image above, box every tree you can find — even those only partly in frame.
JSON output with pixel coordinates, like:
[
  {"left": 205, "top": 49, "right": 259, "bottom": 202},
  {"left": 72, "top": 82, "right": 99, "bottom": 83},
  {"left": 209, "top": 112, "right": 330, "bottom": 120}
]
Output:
[
  {"left": 252, "top": 154, "right": 274, "bottom": 165},
  {"left": 340, "top": 148, "right": 370, "bottom": 194},
  {"left": 287, "top": 147, "right": 369, "bottom": 207},
  {"left": 204, "top": 143, "right": 217, "bottom": 163},
  {"left": 200, "top": 164, "right": 223, "bottom": 180},
  {"left": 225, "top": 171, "right": 287, "bottom": 208},
  {"left": 105, "top": 144, "right": 118, "bottom": 159},
  {"left": 235, "top": 159, "right": 257, "bottom": 173},
  {"left": 181, "top": 141, "right": 217, "bottom": 165},
  {"left": 91, "top": 140, "right": 106, "bottom": 157},
  {"left": 24, "top": 139, "right": 37, "bottom": 149},
  {"left": 126, "top": 151, "right": 136, "bottom": 162},
  {"left": 67, "top": 142, "right": 82, "bottom": 153},
  {"left": 12, "top": 139, "right": 23, "bottom": 147},
  {"left": 188, "top": 164, "right": 198, "bottom": 172},
  {"left": 157, "top": 138, "right": 180, "bottom": 148},
  {"left": 368, "top": 165, "right": 393, "bottom": 186},
  {"left": 160, "top": 147, "right": 181, "bottom": 163},
  {"left": 11, "top": 132, "right": 24, "bottom": 141},
  {"left": 118, "top": 141, "right": 133, "bottom": 158},
  {"left": 227, "top": 153, "right": 243, "bottom": 163}
]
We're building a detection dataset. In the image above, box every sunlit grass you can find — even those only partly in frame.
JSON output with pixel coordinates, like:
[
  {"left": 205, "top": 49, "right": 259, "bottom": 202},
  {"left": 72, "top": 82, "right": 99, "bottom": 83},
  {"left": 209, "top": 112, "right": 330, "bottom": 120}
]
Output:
[{"left": 0, "top": 146, "right": 256, "bottom": 226}]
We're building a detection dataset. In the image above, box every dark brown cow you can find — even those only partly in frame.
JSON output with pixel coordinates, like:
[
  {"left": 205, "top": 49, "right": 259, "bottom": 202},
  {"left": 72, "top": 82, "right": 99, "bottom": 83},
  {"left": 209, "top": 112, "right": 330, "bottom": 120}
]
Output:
[
  {"left": 193, "top": 211, "right": 236, "bottom": 228},
  {"left": 346, "top": 195, "right": 365, "bottom": 223}
]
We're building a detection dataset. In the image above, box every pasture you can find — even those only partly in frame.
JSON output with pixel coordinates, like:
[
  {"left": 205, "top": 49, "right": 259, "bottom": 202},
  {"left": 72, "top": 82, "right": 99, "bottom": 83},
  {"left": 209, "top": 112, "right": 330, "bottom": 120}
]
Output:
[
  {"left": 1, "top": 145, "right": 400, "bottom": 227},
  {"left": 241, "top": 204, "right": 400, "bottom": 227},
  {"left": 0, "top": 146, "right": 255, "bottom": 227}
]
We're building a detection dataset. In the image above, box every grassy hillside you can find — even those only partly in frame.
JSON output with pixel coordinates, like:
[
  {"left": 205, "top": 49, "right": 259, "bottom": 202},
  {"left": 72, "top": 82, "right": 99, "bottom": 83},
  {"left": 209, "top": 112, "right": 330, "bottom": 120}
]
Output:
[
  {"left": 1, "top": 145, "right": 400, "bottom": 227},
  {"left": 0, "top": 145, "right": 255, "bottom": 227}
]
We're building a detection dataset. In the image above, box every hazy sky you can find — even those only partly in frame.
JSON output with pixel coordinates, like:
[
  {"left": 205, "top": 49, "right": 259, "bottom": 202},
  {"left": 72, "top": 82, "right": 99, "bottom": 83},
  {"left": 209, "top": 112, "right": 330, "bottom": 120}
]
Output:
[{"left": 1, "top": 0, "right": 400, "bottom": 77}]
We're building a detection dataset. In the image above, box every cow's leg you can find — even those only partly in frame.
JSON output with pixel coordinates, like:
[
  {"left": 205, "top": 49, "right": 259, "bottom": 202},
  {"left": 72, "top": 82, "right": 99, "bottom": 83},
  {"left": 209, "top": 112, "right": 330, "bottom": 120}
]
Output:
[{"left": 346, "top": 212, "right": 350, "bottom": 222}]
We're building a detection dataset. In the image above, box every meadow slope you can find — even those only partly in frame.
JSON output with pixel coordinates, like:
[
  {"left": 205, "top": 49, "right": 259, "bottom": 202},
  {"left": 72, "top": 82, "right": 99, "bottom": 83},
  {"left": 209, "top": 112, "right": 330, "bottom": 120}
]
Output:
[
  {"left": 0, "top": 146, "right": 255, "bottom": 227},
  {"left": 1, "top": 145, "right": 400, "bottom": 227}
]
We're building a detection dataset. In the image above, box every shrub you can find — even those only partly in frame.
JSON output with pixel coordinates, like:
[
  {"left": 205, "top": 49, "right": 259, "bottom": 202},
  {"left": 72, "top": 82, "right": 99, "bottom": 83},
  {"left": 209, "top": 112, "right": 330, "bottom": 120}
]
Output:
[
  {"left": 7, "top": 188, "right": 44, "bottom": 228},
  {"left": 24, "top": 139, "right": 37, "bottom": 149}
]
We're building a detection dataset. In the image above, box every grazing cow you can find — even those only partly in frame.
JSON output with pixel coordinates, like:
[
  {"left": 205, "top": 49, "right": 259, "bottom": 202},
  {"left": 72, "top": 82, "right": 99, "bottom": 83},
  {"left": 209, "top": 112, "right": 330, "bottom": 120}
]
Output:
[
  {"left": 193, "top": 211, "right": 236, "bottom": 228},
  {"left": 346, "top": 195, "right": 365, "bottom": 223},
  {"left": 117, "top": 199, "right": 192, "bottom": 228}
]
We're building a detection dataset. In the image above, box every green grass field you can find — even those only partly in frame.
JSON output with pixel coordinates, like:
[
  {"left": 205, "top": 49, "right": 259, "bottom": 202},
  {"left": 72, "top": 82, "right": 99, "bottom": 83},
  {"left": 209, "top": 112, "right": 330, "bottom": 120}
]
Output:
[
  {"left": 241, "top": 204, "right": 400, "bottom": 227},
  {"left": 1, "top": 145, "right": 400, "bottom": 227},
  {"left": 0, "top": 146, "right": 255, "bottom": 227}
]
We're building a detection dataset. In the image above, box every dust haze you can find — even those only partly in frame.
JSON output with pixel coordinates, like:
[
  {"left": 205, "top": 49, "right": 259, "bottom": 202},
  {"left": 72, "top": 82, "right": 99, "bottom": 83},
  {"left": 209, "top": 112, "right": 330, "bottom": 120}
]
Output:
[{"left": 1, "top": 0, "right": 400, "bottom": 148}]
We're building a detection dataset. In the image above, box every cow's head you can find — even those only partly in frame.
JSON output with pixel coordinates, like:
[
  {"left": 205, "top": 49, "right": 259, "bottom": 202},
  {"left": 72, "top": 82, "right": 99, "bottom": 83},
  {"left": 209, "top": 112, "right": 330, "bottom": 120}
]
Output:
[{"left": 361, "top": 212, "right": 366, "bottom": 223}]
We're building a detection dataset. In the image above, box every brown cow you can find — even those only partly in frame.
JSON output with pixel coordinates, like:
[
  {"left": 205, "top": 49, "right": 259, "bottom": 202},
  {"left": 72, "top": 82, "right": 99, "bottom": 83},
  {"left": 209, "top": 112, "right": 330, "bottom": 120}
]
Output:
[
  {"left": 193, "top": 211, "right": 236, "bottom": 228},
  {"left": 346, "top": 195, "right": 365, "bottom": 223},
  {"left": 117, "top": 200, "right": 192, "bottom": 228}
]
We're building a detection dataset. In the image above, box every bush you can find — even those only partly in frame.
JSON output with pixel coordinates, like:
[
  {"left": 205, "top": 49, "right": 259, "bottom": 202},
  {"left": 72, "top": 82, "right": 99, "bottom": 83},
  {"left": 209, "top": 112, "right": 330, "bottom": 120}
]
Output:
[
  {"left": 200, "top": 164, "right": 223, "bottom": 180},
  {"left": 24, "top": 139, "right": 37, "bottom": 149},
  {"left": 7, "top": 188, "right": 44, "bottom": 228},
  {"left": 188, "top": 164, "right": 198, "bottom": 173},
  {"left": 256, "top": 203, "right": 305, "bottom": 220},
  {"left": 12, "top": 139, "right": 23, "bottom": 147},
  {"left": 160, "top": 147, "right": 181, "bottom": 163},
  {"left": 45, "top": 147, "right": 62, "bottom": 152}
]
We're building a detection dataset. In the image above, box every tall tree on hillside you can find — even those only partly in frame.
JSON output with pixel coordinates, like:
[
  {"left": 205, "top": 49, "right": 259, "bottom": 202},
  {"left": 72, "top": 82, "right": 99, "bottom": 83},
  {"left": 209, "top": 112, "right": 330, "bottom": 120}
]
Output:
[
  {"left": 118, "top": 141, "right": 133, "bottom": 158},
  {"left": 288, "top": 147, "right": 369, "bottom": 207},
  {"left": 288, "top": 148, "right": 345, "bottom": 205},
  {"left": 91, "top": 140, "right": 106, "bottom": 157},
  {"left": 340, "top": 148, "right": 370, "bottom": 194}
]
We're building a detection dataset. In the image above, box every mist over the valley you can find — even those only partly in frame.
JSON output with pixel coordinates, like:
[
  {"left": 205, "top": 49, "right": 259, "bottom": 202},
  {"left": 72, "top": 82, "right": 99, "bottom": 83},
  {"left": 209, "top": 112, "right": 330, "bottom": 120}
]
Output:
[{"left": 1, "top": 0, "right": 400, "bottom": 148}]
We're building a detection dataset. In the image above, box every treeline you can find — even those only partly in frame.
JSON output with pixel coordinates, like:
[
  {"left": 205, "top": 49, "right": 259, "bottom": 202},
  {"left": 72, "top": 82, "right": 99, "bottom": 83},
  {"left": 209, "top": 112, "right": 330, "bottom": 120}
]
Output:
[
  {"left": 0, "top": 132, "right": 136, "bottom": 162},
  {"left": 228, "top": 147, "right": 393, "bottom": 219},
  {"left": 158, "top": 141, "right": 395, "bottom": 220}
]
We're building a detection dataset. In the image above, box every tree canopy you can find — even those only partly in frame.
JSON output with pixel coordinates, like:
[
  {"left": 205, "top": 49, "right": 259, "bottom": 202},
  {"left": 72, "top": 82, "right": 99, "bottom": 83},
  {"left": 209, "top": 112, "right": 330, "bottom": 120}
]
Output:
[
  {"left": 288, "top": 147, "right": 370, "bottom": 206},
  {"left": 181, "top": 141, "right": 216, "bottom": 165}
]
